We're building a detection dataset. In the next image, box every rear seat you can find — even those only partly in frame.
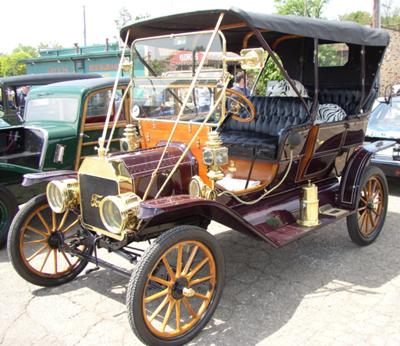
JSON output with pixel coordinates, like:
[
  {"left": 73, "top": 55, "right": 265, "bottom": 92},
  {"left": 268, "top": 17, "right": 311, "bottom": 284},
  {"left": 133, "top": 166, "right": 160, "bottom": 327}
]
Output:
[{"left": 220, "top": 96, "right": 312, "bottom": 160}]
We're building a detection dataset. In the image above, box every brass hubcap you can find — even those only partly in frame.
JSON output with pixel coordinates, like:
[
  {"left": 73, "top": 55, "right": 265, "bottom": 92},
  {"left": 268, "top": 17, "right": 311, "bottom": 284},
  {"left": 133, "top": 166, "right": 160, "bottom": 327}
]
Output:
[
  {"left": 358, "top": 176, "right": 384, "bottom": 237},
  {"left": 20, "top": 204, "right": 82, "bottom": 278},
  {"left": 142, "top": 240, "right": 216, "bottom": 338}
]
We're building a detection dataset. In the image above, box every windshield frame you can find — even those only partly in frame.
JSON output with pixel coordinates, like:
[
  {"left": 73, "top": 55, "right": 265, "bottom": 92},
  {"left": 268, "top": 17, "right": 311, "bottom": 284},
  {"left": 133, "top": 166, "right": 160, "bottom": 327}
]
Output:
[{"left": 130, "top": 30, "right": 227, "bottom": 127}]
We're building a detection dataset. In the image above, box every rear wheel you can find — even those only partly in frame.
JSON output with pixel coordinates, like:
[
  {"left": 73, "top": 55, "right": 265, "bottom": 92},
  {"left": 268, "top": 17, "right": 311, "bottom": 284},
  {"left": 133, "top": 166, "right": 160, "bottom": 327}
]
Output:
[
  {"left": 126, "top": 226, "right": 225, "bottom": 346},
  {"left": 8, "top": 194, "right": 91, "bottom": 287},
  {"left": 346, "top": 166, "right": 388, "bottom": 246},
  {"left": 0, "top": 187, "right": 18, "bottom": 248}
]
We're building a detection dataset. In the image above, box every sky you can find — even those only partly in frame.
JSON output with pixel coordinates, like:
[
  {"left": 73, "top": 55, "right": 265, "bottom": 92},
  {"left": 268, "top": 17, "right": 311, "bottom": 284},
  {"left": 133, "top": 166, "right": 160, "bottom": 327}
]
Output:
[{"left": 1, "top": 0, "right": 399, "bottom": 54}]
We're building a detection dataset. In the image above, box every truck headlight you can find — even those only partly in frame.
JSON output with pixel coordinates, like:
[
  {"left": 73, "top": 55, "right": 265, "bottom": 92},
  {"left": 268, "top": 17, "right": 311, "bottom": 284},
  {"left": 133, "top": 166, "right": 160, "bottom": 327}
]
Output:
[
  {"left": 46, "top": 178, "right": 79, "bottom": 213},
  {"left": 99, "top": 192, "right": 141, "bottom": 234}
]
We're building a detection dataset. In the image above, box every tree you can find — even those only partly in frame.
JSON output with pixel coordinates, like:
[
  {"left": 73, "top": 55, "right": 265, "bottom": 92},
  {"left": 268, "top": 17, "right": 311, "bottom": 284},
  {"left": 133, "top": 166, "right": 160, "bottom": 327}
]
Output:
[
  {"left": 339, "top": 11, "right": 372, "bottom": 25},
  {"left": 114, "top": 7, "right": 149, "bottom": 31},
  {"left": 274, "top": 0, "right": 329, "bottom": 18},
  {"left": 0, "top": 45, "right": 38, "bottom": 77},
  {"left": 37, "top": 42, "right": 64, "bottom": 50}
]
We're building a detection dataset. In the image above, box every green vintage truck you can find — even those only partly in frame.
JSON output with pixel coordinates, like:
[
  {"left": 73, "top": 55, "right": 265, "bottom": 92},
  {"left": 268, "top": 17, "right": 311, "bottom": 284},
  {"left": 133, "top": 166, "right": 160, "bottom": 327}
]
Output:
[
  {"left": 0, "top": 73, "right": 101, "bottom": 128},
  {"left": 0, "top": 77, "right": 131, "bottom": 246}
]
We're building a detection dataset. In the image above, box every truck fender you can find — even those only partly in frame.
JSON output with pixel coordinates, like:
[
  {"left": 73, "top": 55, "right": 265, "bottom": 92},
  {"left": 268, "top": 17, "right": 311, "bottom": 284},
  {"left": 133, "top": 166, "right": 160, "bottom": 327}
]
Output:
[
  {"left": 338, "top": 140, "right": 395, "bottom": 209},
  {"left": 22, "top": 170, "right": 76, "bottom": 187}
]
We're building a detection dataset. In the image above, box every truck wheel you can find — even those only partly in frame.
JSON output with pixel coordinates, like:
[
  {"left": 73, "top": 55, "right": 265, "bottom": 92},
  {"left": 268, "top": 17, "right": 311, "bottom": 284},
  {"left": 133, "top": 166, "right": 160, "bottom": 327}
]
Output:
[
  {"left": 346, "top": 166, "right": 388, "bottom": 246},
  {"left": 7, "top": 194, "right": 91, "bottom": 287},
  {"left": 0, "top": 187, "right": 18, "bottom": 248},
  {"left": 126, "top": 225, "right": 225, "bottom": 346}
]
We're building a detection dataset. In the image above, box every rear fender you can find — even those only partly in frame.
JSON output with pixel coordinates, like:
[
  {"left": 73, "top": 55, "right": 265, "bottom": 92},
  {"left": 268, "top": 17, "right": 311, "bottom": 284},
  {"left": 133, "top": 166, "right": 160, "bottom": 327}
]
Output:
[
  {"left": 138, "top": 195, "right": 274, "bottom": 244},
  {"left": 338, "top": 140, "right": 395, "bottom": 209},
  {"left": 22, "top": 170, "right": 76, "bottom": 187}
]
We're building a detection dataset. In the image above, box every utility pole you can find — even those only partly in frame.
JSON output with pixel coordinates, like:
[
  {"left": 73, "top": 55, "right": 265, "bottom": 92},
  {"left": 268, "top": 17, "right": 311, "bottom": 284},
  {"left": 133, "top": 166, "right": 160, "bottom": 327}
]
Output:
[
  {"left": 83, "top": 5, "right": 87, "bottom": 46},
  {"left": 373, "top": 0, "right": 381, "bottom": 28},
  {"left": 304, "top": 0, "right": 308, "bottom": 16}
]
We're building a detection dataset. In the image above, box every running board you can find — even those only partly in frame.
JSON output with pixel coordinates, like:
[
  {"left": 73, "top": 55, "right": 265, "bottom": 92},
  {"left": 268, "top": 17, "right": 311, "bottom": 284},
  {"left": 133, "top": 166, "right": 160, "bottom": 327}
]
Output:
[{"left": 254, "top": 208, "right": 352, "bottom": 247}]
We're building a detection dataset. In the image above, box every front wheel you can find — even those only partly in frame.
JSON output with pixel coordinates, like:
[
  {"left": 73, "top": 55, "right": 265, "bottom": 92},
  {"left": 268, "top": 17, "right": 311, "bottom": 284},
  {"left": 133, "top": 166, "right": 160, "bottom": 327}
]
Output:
[
  {"left": 8, "top": 193, "right": 91, "bottom": 287},
  {"left": 346, "top": 166, "right": 388, "bottom": 246},
  {"left": 126, "top": 226, "right": 225, "bottom": 346}
]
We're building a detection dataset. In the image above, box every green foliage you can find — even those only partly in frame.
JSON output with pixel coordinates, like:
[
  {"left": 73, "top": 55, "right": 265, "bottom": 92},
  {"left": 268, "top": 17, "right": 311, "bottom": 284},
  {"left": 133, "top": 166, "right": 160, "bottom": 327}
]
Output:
[
  {"left": 248, "top": 54, "right": 284, "bottom": 95},
  {"left": 339, "top": 11, "right": 372, "bottom": 25},
  {"left": 274, "top": 0, "right": 329, "bottom": 18},
  {"left": 0, "top": 45, "right": 38, "bottom": 77},
  {"left": 37, "top": 42, "right": 64, "bottom": 50},
  {"left": 115, "top": 7, "right": 150, "bottom": 31}
]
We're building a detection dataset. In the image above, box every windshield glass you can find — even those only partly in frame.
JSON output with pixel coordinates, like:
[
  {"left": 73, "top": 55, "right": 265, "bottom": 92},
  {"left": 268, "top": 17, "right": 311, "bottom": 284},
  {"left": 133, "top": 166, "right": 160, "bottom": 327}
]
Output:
[
  {"left": 368, "top": 101, "right": 400, "bottom": 137},
  {"left": 132, "top": 31, "right": 224, "bottom": 124},
  {"left": 25, "top": 97, "right": 79, "bottom": 122}
]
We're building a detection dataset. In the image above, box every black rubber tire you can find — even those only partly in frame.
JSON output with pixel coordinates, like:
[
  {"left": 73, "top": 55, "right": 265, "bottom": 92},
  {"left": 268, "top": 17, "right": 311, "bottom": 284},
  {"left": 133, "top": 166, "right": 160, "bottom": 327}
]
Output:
[
  {"left": 126, "top": 225, "right": 225, "bottom": 346},
  {"left": 7, "top": 193, "right": 91, "bottom": 287},
  {"left": 346, "top": 166, "right": 388, "bottom": 246},
  {"left": 0, "top": 186, "right": 18, "bottom": 248}
]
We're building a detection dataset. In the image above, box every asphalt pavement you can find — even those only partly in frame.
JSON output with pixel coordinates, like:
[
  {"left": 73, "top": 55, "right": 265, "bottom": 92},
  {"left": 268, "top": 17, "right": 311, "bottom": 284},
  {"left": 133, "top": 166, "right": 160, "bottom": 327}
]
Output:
[{"left": 1, "top": 179, "right": 400, "bottom": 345}]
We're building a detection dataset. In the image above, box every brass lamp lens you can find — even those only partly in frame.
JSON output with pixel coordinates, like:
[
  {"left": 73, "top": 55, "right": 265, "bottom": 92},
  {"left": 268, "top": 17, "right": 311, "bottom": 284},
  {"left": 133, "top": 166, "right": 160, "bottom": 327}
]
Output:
[
  {"left": 47, "top": 181, "right": 67, "bottom": 213},
  {"left": 101, "top": 199, "right": 123, "bottom": 234}
]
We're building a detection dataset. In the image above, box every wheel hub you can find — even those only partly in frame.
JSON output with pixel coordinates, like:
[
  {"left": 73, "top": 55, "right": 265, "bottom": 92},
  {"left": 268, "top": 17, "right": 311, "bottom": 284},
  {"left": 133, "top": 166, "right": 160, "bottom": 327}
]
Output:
[
  {"left": 47, "top": 231, "right": 64, "bottom": 249},
  {"left": 171, "top": 277, "right": 190, "bottom": 300}
]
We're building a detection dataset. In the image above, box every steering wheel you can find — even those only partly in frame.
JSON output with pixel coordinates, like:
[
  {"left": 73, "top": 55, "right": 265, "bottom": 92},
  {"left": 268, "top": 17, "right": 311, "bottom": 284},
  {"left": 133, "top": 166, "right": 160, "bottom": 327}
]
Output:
[{"left": 225, "top": 89, "right": 256, "bottom": 123}]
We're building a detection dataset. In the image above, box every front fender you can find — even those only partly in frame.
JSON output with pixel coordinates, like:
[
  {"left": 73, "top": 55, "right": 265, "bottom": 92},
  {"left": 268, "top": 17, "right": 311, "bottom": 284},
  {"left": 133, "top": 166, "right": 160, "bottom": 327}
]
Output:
[
  {"left": 137, "top": 195, "right": 274, "bottom": 245},
  {"left": 22, "top": 170, "right": 76, "bottom": 187},
  {"left": 338, "top": 140, "right": 395, "bottom": 209}
]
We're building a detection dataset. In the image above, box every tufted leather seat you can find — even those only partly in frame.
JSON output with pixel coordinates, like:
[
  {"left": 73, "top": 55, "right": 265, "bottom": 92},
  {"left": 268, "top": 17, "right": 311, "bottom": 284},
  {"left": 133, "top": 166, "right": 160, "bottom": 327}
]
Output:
[
  {"left": 310, "top": 89, "right": 361, "bottom": 115},
  {"left": 220, "top": 96, "right": 312, "bottom": 160}
]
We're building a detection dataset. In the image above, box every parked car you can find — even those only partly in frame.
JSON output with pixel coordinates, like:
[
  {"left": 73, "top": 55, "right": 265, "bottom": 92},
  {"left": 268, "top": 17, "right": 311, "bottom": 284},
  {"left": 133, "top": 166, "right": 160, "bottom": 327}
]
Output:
[
  {"left": 366, "top": 95, "right": 400, "bottom": 177},
  {"left": 0, "top": 73, "right": 101, "bottom": 128},
  {"left": 0, "top": 77, "right": 131, "bottom": 246},
  {"left": 8, "top": 8, "right": 393, "bottom": 345}
]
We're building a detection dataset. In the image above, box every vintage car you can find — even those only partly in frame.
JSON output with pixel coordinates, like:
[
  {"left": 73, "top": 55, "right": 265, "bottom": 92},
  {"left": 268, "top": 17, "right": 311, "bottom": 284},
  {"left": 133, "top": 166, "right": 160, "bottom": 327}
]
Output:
[
  {"left": 366, "top": 94, "right": 400, "bottom": 177},
  {"left": 0, "top": 77, "right": 131, "bottom": 246},
  {"left": 0, "top": 73, "right": 101, "bottom": 127},
  {"left": 8, "top": 8, "right": 393, "bottom": 345}
]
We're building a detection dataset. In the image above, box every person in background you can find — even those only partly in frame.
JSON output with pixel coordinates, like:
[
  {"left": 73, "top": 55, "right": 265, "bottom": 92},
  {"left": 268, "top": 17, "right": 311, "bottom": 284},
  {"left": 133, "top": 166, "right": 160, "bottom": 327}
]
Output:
[
  {"left": 231, "top": 71, "right": 250, "bottom": 97},
  {"left": 17, "top": 85, "right": 30, "bottom": 109}
]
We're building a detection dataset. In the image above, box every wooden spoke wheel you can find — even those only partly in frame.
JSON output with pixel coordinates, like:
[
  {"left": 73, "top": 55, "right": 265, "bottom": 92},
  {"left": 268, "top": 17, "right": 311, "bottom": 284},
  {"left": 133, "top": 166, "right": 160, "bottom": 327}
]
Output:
[
  {"left": 8, "top": 194, "right": 91, "bottom": 287},
  {"left": 127, "top": 226, "right": 224, "bottom": 346},
  {"left": 226, "top": 89, "right": 256, "bottom": 123},
  {"left": 346, "top": 166, "right": 388, "bottom": 246}
]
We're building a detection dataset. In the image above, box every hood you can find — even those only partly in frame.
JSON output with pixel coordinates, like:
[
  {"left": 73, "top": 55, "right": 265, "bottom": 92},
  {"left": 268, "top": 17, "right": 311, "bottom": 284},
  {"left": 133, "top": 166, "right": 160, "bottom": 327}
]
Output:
[
  {"left": 24, "top": 120, "right": 76, "bottom": 140},
  {"left": 366, "top": 128, "right": 400, "bottom": 140},
  {"left": 0, "top": 115, "right": 23, "bottom": 129}
]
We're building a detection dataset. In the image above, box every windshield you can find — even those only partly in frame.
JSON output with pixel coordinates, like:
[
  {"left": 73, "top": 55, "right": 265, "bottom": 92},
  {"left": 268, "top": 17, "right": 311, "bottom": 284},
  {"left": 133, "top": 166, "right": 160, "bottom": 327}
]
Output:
[
  {"left": 25, "top": 97, "right": 79, "bottom": 122},
  {"left": 131, "top": 31, "right": 224, "bottom": 123},
  {"left": 368, "top": 101, "right": 400, "bottom": 138}
]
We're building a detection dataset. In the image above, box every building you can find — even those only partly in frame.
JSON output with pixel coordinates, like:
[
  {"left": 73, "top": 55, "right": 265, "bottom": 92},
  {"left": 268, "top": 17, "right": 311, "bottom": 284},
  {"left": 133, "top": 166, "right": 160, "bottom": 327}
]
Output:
[
  {"left": 379, "top": 27, "right": 400, "bottom": 95},
  {"left": 21, "top": 41, "right": 130, "bottom": 77}
]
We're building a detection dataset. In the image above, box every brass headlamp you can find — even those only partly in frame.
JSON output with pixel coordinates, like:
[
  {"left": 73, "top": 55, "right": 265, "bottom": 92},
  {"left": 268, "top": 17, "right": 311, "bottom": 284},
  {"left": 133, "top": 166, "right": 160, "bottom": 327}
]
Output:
[
  {"left": 46, "top": 178, "right": 80, "bottom": 213},
  {"left": 120, "top": 124, "right": 141, "bottom": 152},
  {"left": 203, "top": 131, "right": 228, "bottom": 187},
  {"left": 99, "top": 192, "right": 141, "bottom": 234}
]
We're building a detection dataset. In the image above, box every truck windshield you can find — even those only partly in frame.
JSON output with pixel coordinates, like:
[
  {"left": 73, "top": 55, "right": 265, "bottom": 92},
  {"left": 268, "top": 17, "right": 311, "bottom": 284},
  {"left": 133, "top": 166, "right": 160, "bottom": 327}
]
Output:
[
  {"left": 131, "top": 31, "right": 224, "bottom": 124},
  {"left": 25, "top": 97, "right": 79, "bottom": 122}
]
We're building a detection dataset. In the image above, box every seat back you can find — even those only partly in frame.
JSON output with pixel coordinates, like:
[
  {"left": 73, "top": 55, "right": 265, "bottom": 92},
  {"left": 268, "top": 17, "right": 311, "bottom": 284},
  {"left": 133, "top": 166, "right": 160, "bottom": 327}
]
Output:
[
  {"left": 223, "top": 96, "right": 312, "bottom": 137},
  {"left": 310, "top": 89, "right": 362, "bottom": 115}
]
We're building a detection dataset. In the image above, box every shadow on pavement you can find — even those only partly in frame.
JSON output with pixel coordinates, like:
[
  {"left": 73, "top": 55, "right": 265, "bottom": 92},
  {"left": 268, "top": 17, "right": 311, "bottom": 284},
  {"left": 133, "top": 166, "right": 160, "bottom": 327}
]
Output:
[
  {"left": 388, "top": 178, "right": 400, "bottom": 197},
  {"left": 30, "top": 207, "right": 400, "bottom": 345}
]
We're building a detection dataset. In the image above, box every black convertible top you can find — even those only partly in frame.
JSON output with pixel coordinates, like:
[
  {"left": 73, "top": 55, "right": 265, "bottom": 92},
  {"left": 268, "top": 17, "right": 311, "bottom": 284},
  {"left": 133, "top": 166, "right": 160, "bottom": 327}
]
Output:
[
  {"left": 0, "top": 73, "right": 102, "bottom": 87},
  {"left": 121, "top": 7, "right": 390, "bottom": 47}
]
